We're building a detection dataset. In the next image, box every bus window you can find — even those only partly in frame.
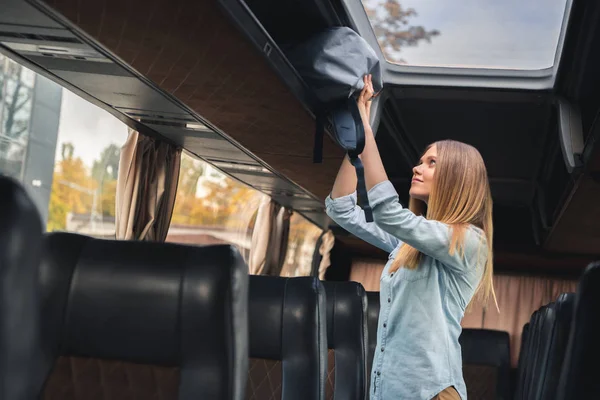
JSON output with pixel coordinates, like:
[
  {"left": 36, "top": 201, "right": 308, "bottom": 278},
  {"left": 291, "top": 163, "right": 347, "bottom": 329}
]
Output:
[
  {"left": 166, "top": 151, "right": 266, "bottom": 261},
  {"left": 280, "top": 212, "right": 323, "bottom": 277},
  {"left": 47, "top": 89, "right": 128, "bottom": 237}
]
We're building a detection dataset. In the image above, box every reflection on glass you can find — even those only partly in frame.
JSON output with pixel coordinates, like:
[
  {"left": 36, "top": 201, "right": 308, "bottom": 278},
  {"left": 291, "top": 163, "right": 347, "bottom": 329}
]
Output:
[
  {"left": 0, "top": 137, "right": 25, "bottom": 179},
  {"left": 280, "top": 213, "right": 323, "bottom": 277},
  {"left": 362, "top": 0, "right": 570, "bottom": 70},
  {"left": 2, "top": 80, "right": 32, "bottom": 143},
  {"left": 0, "top": 57, "right": 34, "bottom": 180},
  {"left": 167, "top": 151, "right": 266, "bottom": 262},
  {"left": 47, "top": 89, "right": 128, "bottom": 237}
]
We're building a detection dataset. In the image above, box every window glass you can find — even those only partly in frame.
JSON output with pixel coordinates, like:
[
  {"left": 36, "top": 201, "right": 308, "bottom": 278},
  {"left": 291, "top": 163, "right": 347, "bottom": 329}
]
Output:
[
  {"left": 0, "top": 57, "right": 34, "bottom": 181},
  {"left": 280, "top": 212, "right": 323, "bottom": 277},
  {"left": 362, "top": 0, "right": 570, "bottom": 70},
  {"left": 167, "top": 151, "right": 267, "bottom": 261},
  {"left": 47, "top": 89, "right": 128, "bottom": 236}
]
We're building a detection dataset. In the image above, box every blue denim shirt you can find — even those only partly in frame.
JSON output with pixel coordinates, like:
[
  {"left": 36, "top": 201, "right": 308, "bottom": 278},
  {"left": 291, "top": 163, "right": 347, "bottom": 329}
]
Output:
[{"left": 325, "top": 180, "right": 486, "bottom": 400}]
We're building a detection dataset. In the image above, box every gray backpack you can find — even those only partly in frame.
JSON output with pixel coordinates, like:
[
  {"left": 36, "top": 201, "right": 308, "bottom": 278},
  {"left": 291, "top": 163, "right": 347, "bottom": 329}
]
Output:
[{"left": 286, "top": 27, "right": 383, "bottom": 221}]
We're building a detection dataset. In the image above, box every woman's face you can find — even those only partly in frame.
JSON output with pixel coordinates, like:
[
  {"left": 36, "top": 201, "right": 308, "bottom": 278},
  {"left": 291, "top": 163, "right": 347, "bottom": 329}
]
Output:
[{"left": 409, "top": 145, "right": 437, "bottom": 203}]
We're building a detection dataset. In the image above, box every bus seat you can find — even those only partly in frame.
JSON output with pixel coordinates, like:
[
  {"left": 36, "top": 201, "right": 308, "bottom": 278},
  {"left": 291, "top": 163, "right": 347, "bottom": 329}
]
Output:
[
  {"left": 38, "top": 233, "right": 249, "bottom": 400},
  {"left": 515, "top": 293, "right": 575, "bottom": 400},
  {"left": 459, "top": 329, "right": 511, "bottom": 400},
  {"left": 322, "top": 281, "right": 368, "bottom": 400},
  {"left": 365, "top": 291, "right": 380, "bottom": 392},
  {"left": 556, "top": 262, "right": 600, "bottom": 400},
  {"left": 248, "top": 276, "right": 327, "bottom": 400},
  {"left": 528, "top": 304, "right": 556, "bottom": 398},
  {"left": 538, "top": 293, "right": 574, "bottom": 400},
  {"left": 520, "top": 306, "right": 546, "bottom": 399},
  {"left": 0, "top": 177, "right": 44, "bottom": 400}
]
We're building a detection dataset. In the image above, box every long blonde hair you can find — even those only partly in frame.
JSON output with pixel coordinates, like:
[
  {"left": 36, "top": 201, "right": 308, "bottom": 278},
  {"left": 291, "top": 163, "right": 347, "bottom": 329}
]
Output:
[{"left": 390, "top": 140, "right": 497, "bottom": 309}]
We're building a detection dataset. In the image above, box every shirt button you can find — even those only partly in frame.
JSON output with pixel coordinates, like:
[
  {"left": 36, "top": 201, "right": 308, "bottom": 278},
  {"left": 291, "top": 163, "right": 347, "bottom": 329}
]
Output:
[
  {"left": 383, "top": 323, "right": 387, "bottom": 328},
  {"left": 388, "top": 297, "right": 391, "bottom": 303},
  {"left": 381, "top": 347, "right": 384, "bottom": 352},
  {"left": 391, "top": 273, "right": 394, "bottom": 277},
  {"left": 377, "top": 371, "right": 381, "bottom": 376}
]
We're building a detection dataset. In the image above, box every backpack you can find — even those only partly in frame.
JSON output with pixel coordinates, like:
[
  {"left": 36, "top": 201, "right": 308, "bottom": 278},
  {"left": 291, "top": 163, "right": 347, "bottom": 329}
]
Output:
[{"left": 286, "top": 27, "right": 383, "bottom": 221}]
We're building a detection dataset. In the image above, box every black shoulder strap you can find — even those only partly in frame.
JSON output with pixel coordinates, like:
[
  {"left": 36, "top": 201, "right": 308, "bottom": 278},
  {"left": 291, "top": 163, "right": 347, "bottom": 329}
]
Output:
[{"left": 347, "top": 99, "right": 373, "bottom": 222}]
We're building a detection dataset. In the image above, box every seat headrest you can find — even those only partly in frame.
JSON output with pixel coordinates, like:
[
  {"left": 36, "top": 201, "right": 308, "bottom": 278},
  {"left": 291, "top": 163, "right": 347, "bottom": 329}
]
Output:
[
  {"left": 0, "top": 177, "right": 44, "bottom": 399},
  {"left": 248, "top": 275, "right": 326, "bottom": 360},
  {"left": 323, "top": 281, "right": 367, "bottom": 348},
  {"left": 554, "top": 292, "right": 575, "bottom": 332},
  {"left": 0, "top": 177, "right": 42, "bottom": 250},
  {"left": 459, "top": 329, "right": 511, "bottom": 367},
  {"left": 557, "top": 262, "right": 600, "bottom": 399},
  {"left": 40, "top": 232, "right": 248, "bottom": 369}
]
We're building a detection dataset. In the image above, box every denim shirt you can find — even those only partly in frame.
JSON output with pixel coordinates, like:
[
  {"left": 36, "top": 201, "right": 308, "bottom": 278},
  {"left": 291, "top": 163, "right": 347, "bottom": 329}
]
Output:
[{"left": 325, "top": 180, "right": 486, "bottom": 400}]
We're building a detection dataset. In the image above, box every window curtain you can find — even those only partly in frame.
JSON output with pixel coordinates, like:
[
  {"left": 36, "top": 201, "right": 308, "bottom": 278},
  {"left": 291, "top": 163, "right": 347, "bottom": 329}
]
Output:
[
  {"left": 349, "top": 259, "right": 578, "bottom": 367},
  {"left": 248, "top": 197, "right": 291, "bottom": 275},
  {"left": 349, "top": 258, "right": 386, "bottom": 291},
  {"left": 266, "top": 205, "right": 292, "bottom": 276},
  {"left": 115, "top": 129, "right": 181, "bottom": 241},
  {"left": 463, "top": 274, "right": 578, "bottom": 366},
  {"left": 317, "top": 230, "right": 335, "bottom": 280}
]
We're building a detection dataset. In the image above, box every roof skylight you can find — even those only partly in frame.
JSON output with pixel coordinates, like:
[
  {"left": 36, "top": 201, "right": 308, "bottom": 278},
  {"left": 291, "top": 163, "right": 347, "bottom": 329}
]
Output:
[{"left": 361, "top": 0, "right": 571, "bottom": 71}]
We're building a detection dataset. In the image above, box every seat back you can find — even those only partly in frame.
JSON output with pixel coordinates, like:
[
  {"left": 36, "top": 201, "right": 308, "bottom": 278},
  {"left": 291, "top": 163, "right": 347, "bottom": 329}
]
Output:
[
  {"left": 0, "top": 177, "right": 44, "bottom": 399},
  {"left": 538, "top": 293, "right": 574, "bottom": 400},
  {"left": 39, "top": 233, "right": 249, "bottom": 400},
  {"left": 322, "top": 281, "right": 368, "bottom": 400},
  {"left": 365, "top": 291, "right": 380, "bottom": 389},
  {"left": 557, "top": 262, "right": 600, "bottom": 400},
  {"left": 514, "top": 293, "right": 576, "bottom": 400},
  {"left": 459, "top": 329, "right": 511, "bottom": 400},
  {"left": 529, "top": 304, "right": 556, "bottom": 399},
  {"left": 247, "top": 276, "right": 327, "bottom": 400}
]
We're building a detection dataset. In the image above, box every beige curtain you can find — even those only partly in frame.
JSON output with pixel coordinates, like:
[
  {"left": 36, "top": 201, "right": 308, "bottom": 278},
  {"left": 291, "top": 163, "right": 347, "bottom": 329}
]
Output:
[
  {"left": 248, "top": 197, "right": 275, "bottom": 275},
  {"left": 248, "top": 198, "right": 291, "bottom": 275},
  {"left": 267, "top": 205, "right": 292, "bottom": 276},
  {"left": 467, "top": 274, "right": 578, "bottom": 367},
  {"left": 116, "top": 129, "right": 181, "bottom": 241},
  {"left": 349, "top": 258, "right": 386, "bottom": 291},
  {"left": 348, "top": 260, "right": 578, "bottom": 367},
  {"left": 317, "top": 230, "right": 335, "bottom": 280}
]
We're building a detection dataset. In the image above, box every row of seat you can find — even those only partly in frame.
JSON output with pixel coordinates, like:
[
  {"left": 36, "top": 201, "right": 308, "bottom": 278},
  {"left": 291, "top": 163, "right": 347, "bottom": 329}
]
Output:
[
  {"left": 515, "top": 262, "right": 600, "bottom": 400},
  {"left": 0, "top": 177, "right": 370, "bottom": 400}
]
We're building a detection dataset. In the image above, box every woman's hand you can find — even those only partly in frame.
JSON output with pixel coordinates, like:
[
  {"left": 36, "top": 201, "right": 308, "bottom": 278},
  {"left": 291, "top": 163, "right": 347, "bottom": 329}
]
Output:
[{"left": 357, "top": 74, "right": 375, "bottom": 124}]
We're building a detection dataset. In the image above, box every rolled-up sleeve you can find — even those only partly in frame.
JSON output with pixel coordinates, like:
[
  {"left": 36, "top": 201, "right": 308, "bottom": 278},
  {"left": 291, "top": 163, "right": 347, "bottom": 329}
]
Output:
[
  {"left": 369, "top": 180, "right": 486, "bottom": 274},
  {"left": 325, "top": 189, "right": 400, "bottom": 253}
]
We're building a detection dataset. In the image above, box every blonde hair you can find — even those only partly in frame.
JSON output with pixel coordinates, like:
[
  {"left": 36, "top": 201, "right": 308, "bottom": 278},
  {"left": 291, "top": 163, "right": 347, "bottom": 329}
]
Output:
[{"left": 390, "top": 140, "right": 497, "bottom": 309}]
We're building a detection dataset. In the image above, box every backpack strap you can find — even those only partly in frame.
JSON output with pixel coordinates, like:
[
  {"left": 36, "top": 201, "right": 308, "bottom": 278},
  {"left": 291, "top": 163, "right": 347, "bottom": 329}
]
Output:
[{"left": 347, "top": 99, "right": 373, "bottom": 222}]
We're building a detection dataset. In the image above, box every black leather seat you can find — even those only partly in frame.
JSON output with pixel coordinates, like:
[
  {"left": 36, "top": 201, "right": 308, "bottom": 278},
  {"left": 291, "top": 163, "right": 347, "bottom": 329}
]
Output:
[
  {"left": 39, "top": 232, "right": 249, "bottom": 400},
  {"left": 322, "top": 281, "right": 368, "bottom": 400},
  {"left": 538, "top": 293, "right": 574, "bottom": 400},
  {"left": 514, "top": 292, "right": 576, "bottom": 400},
  {"left": 529, "top": 304, "right": 556, "bottom": 399},
  {"left": 0, "top": 177, "right": 44, "bottom": 400},
  {"left": 459, "top": 329, "right": 511, "bottom": 400},
  {"left": 365, "top": 290, "right": 380, "bottom": 391},
  {"left": 557, "top": 262, "right": 600, "bottom": 400},
  {"left": 247, "top": 276, "right": 327, "bottom": 400}
]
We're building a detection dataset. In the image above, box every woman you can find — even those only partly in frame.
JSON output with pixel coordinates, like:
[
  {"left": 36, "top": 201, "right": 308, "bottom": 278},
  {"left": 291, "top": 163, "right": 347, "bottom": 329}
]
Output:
[{"left": 325, "top": 75, "right": 496, "bottom": 400}]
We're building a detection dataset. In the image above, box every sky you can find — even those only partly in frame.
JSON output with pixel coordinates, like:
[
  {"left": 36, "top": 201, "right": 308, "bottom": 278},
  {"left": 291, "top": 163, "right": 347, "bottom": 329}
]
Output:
[
  {"left": 55, "top": 88, "right": 128, "bottom": 168},
  {"left": 363, "top": 0, "right": 570, "bottom": 70}
]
